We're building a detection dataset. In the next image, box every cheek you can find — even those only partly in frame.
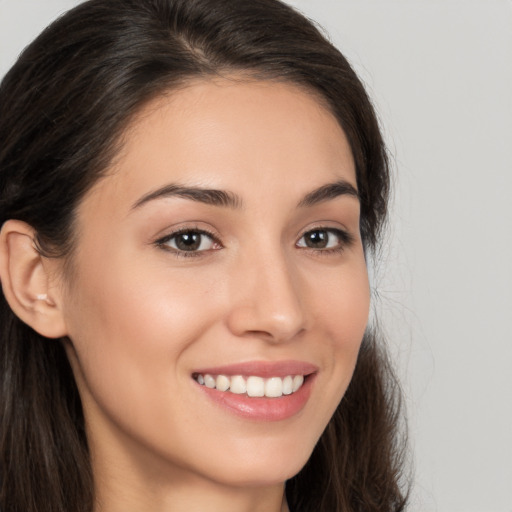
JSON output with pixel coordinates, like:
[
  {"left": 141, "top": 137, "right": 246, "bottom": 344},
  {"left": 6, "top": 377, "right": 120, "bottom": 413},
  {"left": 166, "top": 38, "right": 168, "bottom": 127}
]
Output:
[
  {"left": 62, "top": 250, "right": 224, "bottom": 430},
  {"left": 67, "top": 243, "right": 222, "bottom": 345},
  {"left": 315, "top": 258, "right": 370, "bottom": 350}
]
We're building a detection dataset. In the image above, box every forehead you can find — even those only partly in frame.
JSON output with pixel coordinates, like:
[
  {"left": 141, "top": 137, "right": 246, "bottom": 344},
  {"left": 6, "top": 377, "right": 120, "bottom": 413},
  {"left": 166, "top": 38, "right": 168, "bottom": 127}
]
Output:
[{"left": 82, "top": 78, "right": 356, "bottom": 213}]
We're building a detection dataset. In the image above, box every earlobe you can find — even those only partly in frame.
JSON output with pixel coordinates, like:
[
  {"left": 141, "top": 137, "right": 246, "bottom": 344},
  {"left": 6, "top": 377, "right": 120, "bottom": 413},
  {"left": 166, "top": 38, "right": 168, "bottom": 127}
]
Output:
[{"left": 0, "top": 220, "right": 68, "bottom": 339}]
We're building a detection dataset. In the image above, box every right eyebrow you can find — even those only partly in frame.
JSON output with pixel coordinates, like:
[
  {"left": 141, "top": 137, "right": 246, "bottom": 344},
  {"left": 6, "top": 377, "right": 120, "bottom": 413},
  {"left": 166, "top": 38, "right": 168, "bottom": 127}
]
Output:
[{"left": 131, "top": 183, "right": 243, "bottom": 210}]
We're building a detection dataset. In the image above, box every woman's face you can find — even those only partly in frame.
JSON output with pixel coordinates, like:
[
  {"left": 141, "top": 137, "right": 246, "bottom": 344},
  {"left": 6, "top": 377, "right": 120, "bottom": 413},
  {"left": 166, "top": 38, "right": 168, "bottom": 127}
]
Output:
[{"left": 60, "top": 79, "right": 370, "bottom": 489}]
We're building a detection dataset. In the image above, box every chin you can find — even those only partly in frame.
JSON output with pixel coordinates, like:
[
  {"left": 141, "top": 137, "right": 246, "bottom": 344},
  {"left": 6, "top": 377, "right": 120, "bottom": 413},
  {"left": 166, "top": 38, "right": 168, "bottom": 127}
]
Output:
[{"left": 194, "top": 439, "right": 315, "bottom": 488}]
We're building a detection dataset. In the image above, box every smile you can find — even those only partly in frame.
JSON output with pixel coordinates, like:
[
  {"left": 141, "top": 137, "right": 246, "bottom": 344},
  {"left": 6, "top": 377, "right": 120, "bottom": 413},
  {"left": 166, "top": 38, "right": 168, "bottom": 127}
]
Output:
[
  {"left": 191, "top": 361, "right": 318, "bottom": 420},
  {"left": 193, "top": 373, "right": 305, "bottom": 398}
]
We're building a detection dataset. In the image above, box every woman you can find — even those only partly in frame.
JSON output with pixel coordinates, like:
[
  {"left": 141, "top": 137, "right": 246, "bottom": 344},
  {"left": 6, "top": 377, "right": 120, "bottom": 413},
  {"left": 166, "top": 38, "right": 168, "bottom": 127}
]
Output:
[{"left": 0, "top": 1, "right": 407, "bottom": 511}]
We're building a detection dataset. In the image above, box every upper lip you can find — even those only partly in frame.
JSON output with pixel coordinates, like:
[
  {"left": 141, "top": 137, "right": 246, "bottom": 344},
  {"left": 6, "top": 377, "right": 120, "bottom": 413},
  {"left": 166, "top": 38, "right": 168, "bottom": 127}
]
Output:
[{"left": 192, "top": 360, "right": 318, "bottom": 378}]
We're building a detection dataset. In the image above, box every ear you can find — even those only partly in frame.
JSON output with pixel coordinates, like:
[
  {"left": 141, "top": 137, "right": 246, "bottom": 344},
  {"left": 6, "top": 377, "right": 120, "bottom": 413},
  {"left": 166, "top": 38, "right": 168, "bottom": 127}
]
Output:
[{"left": 0, "top": 220, "right": 67, "bottom": 338}]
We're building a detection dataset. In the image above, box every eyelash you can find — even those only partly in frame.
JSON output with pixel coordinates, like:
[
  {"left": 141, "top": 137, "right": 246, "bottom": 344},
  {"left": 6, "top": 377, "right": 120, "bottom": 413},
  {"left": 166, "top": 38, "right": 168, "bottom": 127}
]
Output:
[
  {"left": 155, "top": 227, "right": 221, "bottom": 259},
  {"left": 155, "top": 226, "right": 354, "bottom": 259},
  {"left": 297, "top": 227, "right": 355, "bottom": 256}
]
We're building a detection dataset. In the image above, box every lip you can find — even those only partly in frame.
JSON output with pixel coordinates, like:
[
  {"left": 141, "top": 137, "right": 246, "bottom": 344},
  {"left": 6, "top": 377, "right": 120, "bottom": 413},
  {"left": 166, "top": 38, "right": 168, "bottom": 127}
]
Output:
[
  {"left": 192, "top": 360, "right": 318, "bottom": 421},
  {"left": 192, "top": 360, "right": 319, "bottom": 378}
]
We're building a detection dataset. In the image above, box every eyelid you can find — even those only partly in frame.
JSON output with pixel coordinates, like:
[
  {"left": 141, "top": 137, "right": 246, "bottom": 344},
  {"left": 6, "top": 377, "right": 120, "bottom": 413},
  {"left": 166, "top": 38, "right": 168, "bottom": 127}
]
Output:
[
  {"left": 296, "top": 225, "right": 355, "bottom": 253},
  {"left": 154, "top": 225, "right": 223, "bottom": 258}
]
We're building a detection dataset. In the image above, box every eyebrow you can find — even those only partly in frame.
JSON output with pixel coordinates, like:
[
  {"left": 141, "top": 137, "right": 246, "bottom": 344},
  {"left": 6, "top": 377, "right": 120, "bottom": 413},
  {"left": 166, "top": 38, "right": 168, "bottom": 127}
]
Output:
[
  {"left": 132, "top": 184, "right": 243, "bottom": 210},
  {"left": 131, "top": 179, "right": 358, "bottom": 211},
  {"left": 297, "top": 179, "right": 359, "bottom": 207}
]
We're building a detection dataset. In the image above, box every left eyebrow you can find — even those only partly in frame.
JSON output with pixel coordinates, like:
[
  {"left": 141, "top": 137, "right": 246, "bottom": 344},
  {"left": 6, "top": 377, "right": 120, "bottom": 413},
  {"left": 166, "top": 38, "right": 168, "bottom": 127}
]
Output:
[{"left": 297, "top": 179, "right": 359, "bottom": 208}]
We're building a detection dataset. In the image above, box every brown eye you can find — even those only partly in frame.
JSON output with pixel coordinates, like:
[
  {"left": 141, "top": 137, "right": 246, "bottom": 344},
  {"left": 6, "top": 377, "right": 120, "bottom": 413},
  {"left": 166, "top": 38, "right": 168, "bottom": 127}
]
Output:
[
  {"left": 297, "top": 228, "right": 348, "bottom": 251},
  {"left": 303, "top": 230, "right": 328, "bottom": 249},
  {"left": 162, "top": 230, "right": 216, "bottom": 252}
]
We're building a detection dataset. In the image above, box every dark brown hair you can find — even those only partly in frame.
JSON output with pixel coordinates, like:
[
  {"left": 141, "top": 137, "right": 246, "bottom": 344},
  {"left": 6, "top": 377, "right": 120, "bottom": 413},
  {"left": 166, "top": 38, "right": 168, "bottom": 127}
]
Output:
[{"left": 0, "top": 1, "right": 408, "bottom": 511}]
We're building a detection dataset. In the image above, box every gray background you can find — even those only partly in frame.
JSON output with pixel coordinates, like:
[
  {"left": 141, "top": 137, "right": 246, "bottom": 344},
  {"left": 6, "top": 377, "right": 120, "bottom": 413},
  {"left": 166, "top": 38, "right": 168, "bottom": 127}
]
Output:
[{"left": 1, "top": 1, "right": 511, "bottom": 511}]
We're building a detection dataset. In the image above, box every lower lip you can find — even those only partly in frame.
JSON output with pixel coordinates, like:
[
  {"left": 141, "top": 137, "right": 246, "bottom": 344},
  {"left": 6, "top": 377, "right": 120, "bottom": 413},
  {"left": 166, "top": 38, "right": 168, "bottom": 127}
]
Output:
[{"left": 195, "top": 374, "right": 315, "bottom": 421}]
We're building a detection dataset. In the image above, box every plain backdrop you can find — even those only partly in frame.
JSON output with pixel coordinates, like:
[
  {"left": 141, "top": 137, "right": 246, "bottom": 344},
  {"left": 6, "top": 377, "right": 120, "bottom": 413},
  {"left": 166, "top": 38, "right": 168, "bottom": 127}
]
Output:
[{"left": 1, "top": 1, "right": 511, "bottom": 511}]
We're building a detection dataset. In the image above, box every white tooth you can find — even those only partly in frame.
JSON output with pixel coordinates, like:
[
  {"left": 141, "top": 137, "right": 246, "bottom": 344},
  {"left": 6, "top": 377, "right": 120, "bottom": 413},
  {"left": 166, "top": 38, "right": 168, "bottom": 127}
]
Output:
[
  {"left": 246, "top": 376, "right": 265, "bottom": 397},
  {"left": 282, "top": 375, "right": 293, "bottom": 395},
  {"left": 204, "top": 374, "right": 216, "bottom": 389},
  {"left": 265, "top": 377, "right": 283, "bottom": 397},
  {"left": 292, "top": 375, "right": 304, "bottom": 392},
  {"left": 216, "top": 375, "right": 230, "bottom": 392},
  {"left": 197, "top": 374, "right": 204, "bottom": 385},
  {"left": 229, "top": 375, "right": 247, "bottom": 394}
]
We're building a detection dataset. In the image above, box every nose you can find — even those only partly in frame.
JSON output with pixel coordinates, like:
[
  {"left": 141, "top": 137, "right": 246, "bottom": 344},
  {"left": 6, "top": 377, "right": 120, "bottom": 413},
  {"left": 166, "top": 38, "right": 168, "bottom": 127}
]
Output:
[{"left": 225, "top": 249, "right": 307, "bottom": 343}]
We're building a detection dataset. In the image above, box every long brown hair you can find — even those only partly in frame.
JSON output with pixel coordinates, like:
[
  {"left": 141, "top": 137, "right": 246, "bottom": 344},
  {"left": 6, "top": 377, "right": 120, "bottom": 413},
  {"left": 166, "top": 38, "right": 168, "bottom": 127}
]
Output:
[{"left": 0, "top": 1, "right": 408, "bottom": 510}]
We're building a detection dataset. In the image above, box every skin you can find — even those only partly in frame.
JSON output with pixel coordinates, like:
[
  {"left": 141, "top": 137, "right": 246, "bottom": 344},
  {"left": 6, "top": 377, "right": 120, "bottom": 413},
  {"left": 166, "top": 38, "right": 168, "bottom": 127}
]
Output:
[{"left": 51, "top": 79, "right": 369, "bottom": 512}]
